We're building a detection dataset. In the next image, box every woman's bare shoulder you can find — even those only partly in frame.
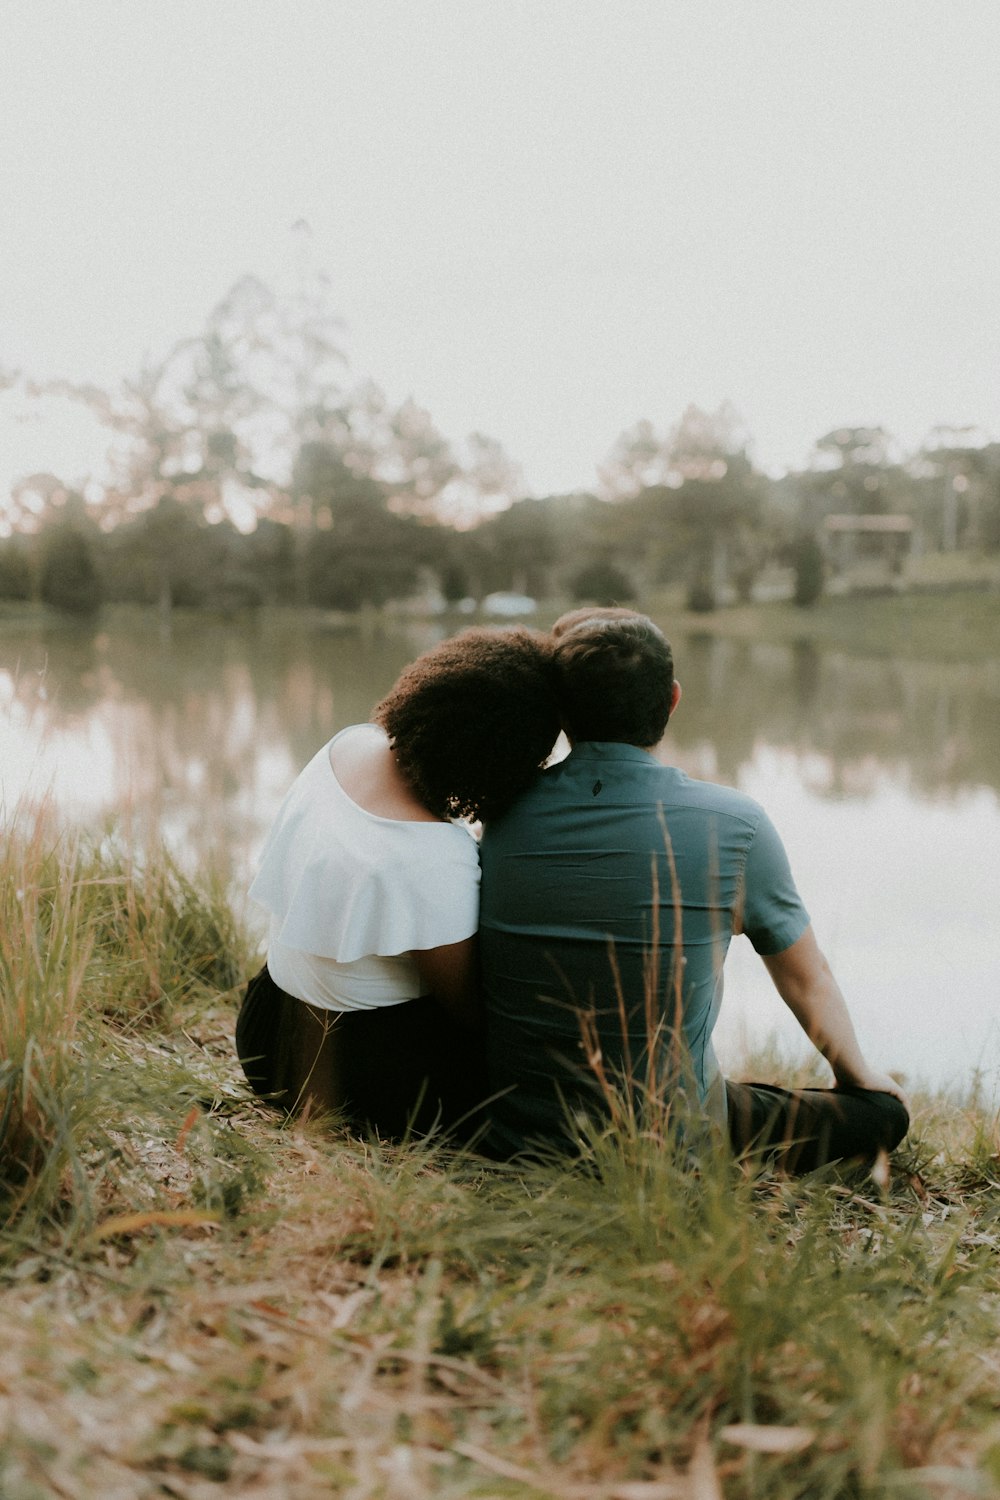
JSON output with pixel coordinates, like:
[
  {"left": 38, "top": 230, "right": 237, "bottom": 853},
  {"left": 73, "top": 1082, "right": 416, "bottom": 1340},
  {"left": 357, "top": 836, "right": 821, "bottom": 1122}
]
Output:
[{"left": 329, "top": 724, "right": 440, "bottom": 823}]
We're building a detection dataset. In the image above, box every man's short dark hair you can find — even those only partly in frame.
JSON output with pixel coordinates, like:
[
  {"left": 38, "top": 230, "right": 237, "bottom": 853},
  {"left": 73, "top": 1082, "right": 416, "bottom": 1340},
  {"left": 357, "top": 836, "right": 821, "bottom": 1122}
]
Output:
[{"left": 551, "top": 608, "right": 674, "bottom": 747}]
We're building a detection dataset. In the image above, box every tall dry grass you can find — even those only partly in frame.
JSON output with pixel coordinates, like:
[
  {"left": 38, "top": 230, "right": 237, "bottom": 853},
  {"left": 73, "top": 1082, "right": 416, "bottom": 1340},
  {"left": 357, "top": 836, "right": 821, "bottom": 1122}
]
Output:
[
  {"left": 0, "top": 810, "right": 255, "bottom": 1240},
  {"left": 0, "top": 816, "right": 95, "bottom": 1224}
]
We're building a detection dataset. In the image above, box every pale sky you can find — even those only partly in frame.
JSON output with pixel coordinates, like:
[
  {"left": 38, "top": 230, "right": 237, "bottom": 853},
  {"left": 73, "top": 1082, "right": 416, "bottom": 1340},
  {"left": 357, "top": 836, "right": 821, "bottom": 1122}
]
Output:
[{"left": 2, "top": 1, "right": 999, "bottom": 503}]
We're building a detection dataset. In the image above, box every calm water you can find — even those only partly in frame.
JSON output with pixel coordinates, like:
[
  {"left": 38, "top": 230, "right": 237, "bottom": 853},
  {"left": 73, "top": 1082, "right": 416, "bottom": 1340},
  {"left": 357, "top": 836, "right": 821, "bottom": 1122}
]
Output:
[{"left": 2, "top": 610, "right": 998, "bottom": 1094}]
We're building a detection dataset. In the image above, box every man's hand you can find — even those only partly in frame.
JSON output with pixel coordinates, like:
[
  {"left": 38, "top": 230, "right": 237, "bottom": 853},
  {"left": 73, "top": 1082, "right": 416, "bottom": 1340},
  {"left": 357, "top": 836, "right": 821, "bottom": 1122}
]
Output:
[{"left": 833, "top": 1064, "right": 911, "bottom": 1117}]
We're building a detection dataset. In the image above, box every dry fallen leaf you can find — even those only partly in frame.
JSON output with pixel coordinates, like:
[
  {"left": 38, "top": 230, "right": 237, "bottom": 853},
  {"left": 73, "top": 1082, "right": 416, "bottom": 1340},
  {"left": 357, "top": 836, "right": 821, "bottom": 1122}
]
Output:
[
  {"left": 688, "top": 1424, "right": 723, "bottom": 1500},
  {"left": 91, "top": 1209, "right": 220, "bottom": 1241},
  {"left": 174, "top": 1103, "right": 201, "bottom": 1152},
  {"left": 718, "top": 1423, "right": 816, "bottom": 1454},
  {"left": 870, "top": 1148, "right": 891, "bottom": 1192},
  {"left": 610, "top": 1481, "right": 686, "bottom": 1499}
]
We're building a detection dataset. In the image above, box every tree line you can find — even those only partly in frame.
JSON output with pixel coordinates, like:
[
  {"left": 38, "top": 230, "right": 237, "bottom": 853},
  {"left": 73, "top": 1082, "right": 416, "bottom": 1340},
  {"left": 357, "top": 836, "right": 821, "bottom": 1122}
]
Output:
[{"left": 2, "top": 274, "right": 999, "bottom": 619}]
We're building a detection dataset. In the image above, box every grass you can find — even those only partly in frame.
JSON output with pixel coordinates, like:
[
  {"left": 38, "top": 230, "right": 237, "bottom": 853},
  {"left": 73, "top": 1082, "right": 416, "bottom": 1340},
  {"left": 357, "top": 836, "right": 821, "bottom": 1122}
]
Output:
[
  {"left": 669, "top": 591, "right": 1000, "bottom": 665},
  {"left": 643, "top": 569, "right": 1000, "bottom": 666},
  {"left": 2, "top": 823, "right": 1000, "bottom": 1498}
]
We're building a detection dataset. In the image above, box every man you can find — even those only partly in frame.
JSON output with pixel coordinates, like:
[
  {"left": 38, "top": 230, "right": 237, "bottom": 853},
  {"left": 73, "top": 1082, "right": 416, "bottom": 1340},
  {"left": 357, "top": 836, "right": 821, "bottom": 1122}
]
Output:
[{"left": 478, "top": 608, "right": 910, "bottom": 1169}]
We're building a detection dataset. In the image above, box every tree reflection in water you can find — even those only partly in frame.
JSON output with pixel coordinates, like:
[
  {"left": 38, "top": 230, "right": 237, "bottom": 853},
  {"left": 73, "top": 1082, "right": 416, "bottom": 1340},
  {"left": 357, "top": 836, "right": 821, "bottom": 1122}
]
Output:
[{"left": 665, "top": 632, "right": 1000, "bottom": 803}]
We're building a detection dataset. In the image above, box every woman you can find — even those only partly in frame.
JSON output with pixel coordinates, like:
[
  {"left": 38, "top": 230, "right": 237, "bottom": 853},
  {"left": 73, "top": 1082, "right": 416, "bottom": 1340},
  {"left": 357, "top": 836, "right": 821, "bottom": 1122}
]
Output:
[{"left": 236, "top": 626, "right": 559, "bottom": 1140}]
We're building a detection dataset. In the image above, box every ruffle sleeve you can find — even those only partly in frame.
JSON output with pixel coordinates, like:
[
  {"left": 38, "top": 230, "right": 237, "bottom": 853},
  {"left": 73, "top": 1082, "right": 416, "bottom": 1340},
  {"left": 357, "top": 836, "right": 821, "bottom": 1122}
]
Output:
[{"left": 248, "top": 743, "right": 481, "bottom": 961}]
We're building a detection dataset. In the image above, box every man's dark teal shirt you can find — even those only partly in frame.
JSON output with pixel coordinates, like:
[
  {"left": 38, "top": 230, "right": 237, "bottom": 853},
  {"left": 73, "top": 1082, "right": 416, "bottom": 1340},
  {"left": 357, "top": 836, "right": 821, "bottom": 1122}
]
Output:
[{"left": 479, "top": 741, "right": 810, "bottom": 1156}]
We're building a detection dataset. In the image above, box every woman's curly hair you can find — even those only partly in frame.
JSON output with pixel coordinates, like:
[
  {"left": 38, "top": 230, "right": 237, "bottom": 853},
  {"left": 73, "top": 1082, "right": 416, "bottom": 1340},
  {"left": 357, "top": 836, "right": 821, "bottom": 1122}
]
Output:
[{"left": 373, "top": 627, "right": 560, "bottom": 822}]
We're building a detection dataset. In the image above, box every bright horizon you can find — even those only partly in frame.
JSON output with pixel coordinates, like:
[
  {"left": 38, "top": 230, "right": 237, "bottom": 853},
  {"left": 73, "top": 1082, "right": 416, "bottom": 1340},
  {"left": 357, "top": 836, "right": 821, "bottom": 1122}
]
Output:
[{"left": 2, "top": 2, "right": 999, "bottom": 507}]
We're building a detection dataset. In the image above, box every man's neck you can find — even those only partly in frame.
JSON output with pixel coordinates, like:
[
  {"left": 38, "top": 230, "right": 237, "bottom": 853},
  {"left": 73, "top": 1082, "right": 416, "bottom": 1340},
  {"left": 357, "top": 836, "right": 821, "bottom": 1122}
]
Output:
[{"left": 566, "top": 736, "right": 662, "bottom": 754}]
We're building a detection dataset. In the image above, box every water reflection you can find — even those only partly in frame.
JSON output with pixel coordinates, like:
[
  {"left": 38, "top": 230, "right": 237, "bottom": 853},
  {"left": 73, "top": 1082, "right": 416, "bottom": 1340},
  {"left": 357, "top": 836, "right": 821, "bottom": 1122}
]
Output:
[
  {"left": 2, "top": 615, "right": 434, "bottom": 875},
  {"left": 2, "top": 612, "right": 997, "bottom": 1090},
  {"left": 668, "top": 633, "right": 1000, "bottom": 802}
]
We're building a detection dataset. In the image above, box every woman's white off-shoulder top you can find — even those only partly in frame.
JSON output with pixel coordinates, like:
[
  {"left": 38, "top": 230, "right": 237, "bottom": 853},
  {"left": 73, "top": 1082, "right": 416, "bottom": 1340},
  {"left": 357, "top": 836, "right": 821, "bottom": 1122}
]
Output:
[{"left": 248, "top": 727, "right": 481, "bottom": 1011}]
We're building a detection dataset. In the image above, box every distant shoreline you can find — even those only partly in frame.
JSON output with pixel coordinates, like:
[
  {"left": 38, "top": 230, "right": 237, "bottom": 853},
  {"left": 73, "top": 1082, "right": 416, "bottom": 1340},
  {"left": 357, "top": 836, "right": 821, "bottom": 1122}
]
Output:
[{"left": 3, "top": 576, "right": 1000, "bottom": 668}]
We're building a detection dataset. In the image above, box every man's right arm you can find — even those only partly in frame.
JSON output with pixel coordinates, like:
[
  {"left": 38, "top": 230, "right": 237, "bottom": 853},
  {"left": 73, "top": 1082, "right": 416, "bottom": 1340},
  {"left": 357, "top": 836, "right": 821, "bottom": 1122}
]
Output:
[{"left": 762, "top": 926, "right": 911, "bottom": 1115}]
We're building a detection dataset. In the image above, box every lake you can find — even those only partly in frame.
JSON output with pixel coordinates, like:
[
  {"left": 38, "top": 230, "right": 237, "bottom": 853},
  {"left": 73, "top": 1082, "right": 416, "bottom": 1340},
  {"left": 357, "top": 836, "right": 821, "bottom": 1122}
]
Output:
[{"left": 2, "top": 608, "right": 998, "bottom": 1095}]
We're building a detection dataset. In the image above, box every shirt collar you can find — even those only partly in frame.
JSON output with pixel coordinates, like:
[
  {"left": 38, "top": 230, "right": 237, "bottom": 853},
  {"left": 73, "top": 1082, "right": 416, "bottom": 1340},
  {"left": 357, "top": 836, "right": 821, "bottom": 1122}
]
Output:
[{"left": 565, "top": 740, "right": 661, "bottom": 766}]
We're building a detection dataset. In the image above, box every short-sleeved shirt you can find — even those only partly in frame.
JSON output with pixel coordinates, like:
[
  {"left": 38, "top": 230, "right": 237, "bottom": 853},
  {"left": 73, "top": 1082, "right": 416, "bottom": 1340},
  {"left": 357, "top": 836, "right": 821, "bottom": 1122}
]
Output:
[
  {"left": 478, "top": 741, "right": 809, "bottom": 1154},
  {"left": 249, "top": 727, "right": 481, "bottom": 1011}
]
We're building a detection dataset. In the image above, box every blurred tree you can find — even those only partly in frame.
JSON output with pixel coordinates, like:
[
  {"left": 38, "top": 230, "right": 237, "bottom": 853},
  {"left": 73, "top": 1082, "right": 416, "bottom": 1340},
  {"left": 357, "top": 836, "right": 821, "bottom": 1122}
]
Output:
[
  {"left": 917, "top": 429, "right": 998, "bottom": 552},
  {"left": 439, "top": 528, "right": 495, "bottom": 603},
  {"left": 667, "top": 402, "right": 751, "bottom": 482},
  {"left": 283, "top": 387, "right": 515, "bottom": 545},
  {"left": 544, "top": 487, "right": 656, "bottom": 599},
  {"left": 0, "top": 539, "right": 33, "bottom": 600},
  {"left": 60, "top": 271, "right": 351, "bottom": 619},
  {"left": 379, "top": 398, "right": 460, "bottom": 514},
  {"left": 38, "top": 522, "right": 103, "bottom": 616},
  {"left": 731, "top": 536, "right": 767, "bottom": 603},
  {"left": 103, "top": 496, "right": 217, "bottom": 626},
  {"left": 448, "top": 431, "right": 525, "bottom": 525},
  {"left": 802, "top": 426, "right": 895, "bottom": 538},
  {"left": 686, "top": 570, "right": 717, "bottom": 613},
  {"left": 463, "top": 432, "right": 522, "bottom": 502},
  {"left": 292, "top": 439, "right": 423, "bottom": 611},
  {"left": 71, "top": 271, "right": 348, "bottom": 534},
  {"left": 569, "top": 558, "right": 636, "bottom": 605},
  {"left": 597, "top": 419, "right": 669, "bottom": 500},
  {"left": 438, "top": 556, "right": 470, "bottom": 604},
  {"left": 814, "top": 426, "right": 891, "bottom": 470},
  {"left": 664, "top": 404, "right": 764, "bottom": 608},
  {"left": 306, "top": 380, "right": 390, "bottom": 482},
  {"left": 7, "top": 472, "right": 73, "bottom": 534},
  {"left": 791, "top": 533, "right": 826, "bottom": 607},
  {"left": 474, "top": 499, "right": 558, "bottom": 598},
  {"left": 245, "top": 518, "right": 297, "bottom": 605},
  {"left": 582, "top": 406, "right": 769, "bottom": 608},
  {"left": 292, "top": 441, "right": 387, "bottom": 523},
  {"left": 306, "top": 508, "right": 424, "bottom": 611},
  {"left": 980, "top": 444, "right": 1000, "bottom": 550}
]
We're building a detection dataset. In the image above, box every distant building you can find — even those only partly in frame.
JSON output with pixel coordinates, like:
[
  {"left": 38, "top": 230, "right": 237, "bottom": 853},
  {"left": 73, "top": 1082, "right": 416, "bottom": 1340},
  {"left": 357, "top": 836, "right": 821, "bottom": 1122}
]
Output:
[{"left": 823, "top": 513, "right": 914, "bottom": 580}]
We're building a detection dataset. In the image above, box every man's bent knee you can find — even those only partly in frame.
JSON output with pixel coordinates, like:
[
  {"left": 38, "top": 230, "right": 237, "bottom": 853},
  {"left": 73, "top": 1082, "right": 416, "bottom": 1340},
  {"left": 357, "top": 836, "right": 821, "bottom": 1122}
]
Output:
[{"left": 874, "top": 1091, "right": 910, "bottom": 1152}]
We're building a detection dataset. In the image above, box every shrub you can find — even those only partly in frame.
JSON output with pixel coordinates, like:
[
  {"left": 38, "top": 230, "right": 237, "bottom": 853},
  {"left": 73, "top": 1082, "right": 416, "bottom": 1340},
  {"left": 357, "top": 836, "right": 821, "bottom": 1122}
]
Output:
[{"left": 686, "top": 571, "right": 716, "bottom": 612}]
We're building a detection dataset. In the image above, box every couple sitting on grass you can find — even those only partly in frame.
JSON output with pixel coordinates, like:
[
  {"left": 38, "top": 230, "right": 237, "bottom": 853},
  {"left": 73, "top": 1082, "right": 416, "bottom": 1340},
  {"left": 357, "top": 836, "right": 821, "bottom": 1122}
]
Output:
[{"left": 237, "top": 608, "right": 909, "bottom": 1173}]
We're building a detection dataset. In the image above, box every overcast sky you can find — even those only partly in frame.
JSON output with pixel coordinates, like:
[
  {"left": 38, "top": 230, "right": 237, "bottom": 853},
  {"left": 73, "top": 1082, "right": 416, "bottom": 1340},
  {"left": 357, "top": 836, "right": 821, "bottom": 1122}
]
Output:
[{"left": 2, "top": 1, "right": 998, "bottom": 501}]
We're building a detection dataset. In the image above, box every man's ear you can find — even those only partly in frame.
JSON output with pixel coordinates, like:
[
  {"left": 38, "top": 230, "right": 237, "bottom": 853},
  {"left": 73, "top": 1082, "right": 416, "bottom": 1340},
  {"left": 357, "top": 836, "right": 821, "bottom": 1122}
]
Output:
[{"left": 668, "top": 680, "right": 682, "bottom": 717}]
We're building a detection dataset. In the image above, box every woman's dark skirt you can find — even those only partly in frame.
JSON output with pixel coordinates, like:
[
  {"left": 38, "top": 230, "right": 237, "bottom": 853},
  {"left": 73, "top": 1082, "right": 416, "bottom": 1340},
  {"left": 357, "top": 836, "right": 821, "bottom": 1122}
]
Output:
[{"left": 235, "top": 965, "right": 491, "bottom": 1142}]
